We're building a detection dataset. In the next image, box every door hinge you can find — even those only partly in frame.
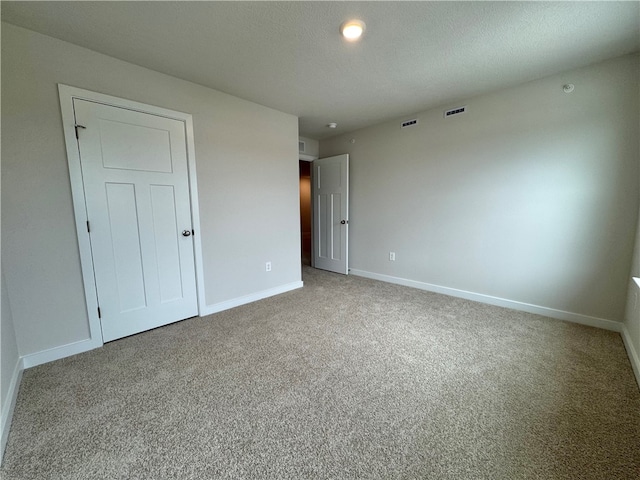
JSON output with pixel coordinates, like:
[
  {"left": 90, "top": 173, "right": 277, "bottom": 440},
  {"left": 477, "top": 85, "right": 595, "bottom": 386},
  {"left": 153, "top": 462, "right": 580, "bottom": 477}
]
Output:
[
  {"left": 75, "top": 124, "right": 86, "bottom": 139},
  {"left": 97, "top": 306, "right": 102, "bottom": 319},
  {"left": 86, "top": 221, "right": 90, "bottom": 233}
]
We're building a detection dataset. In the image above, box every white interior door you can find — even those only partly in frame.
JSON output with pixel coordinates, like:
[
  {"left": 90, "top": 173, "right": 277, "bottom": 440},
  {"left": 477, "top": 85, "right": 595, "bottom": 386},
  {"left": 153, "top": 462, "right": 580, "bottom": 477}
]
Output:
[
  {"left": 313, "top": 154, "right": 349, "bottom": 274},
  {"left": 74, "top": 99, "right": 198, "bottom": 342}
]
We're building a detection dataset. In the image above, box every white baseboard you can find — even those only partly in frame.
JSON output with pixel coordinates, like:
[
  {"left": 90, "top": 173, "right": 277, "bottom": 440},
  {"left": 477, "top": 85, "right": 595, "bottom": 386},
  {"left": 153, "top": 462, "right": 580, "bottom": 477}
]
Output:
[
  {"left": 1, "top": 357, "right": 23, "bottom": 464},
  {"left": 21, "top": 337, "right": 101, "bottom": 369},
  {"left": 201, "top": 281, "right": 304, "bottom": 316},
  {"left": 621, "top": 324, "right": 640, "bottom": 388},
  {"left": 350, "top": 269, "right": 623, "bottom": 332}
]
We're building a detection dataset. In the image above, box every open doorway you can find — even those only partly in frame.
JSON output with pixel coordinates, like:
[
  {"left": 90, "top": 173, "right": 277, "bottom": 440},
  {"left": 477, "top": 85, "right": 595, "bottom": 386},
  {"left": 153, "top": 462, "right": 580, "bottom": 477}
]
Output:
[{"left": 299, "top": 160, "right": 312, "bottom": 266}]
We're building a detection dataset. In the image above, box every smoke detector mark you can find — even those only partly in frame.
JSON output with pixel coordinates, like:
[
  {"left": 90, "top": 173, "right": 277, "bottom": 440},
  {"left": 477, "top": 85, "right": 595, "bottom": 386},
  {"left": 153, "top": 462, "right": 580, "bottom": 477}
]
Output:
[{"left": 444, "top": 106, "right": 467, "bottom": 118}]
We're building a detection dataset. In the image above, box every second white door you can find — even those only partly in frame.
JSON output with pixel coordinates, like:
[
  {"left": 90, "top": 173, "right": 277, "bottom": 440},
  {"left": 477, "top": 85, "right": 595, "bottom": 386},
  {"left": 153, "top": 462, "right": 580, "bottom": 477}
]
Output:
[
  {"left": 74, "top": 99, "right": 198, "bottom": 342},
  {"left": 313, "top": 154, "right": 349, "bottom": 274}
]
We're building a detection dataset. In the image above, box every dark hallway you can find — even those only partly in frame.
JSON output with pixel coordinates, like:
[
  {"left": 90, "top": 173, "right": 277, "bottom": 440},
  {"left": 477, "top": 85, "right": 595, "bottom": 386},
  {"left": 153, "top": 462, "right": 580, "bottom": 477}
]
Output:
[{"left": 299, "top": 160, "right": 312, "bottom": 266}]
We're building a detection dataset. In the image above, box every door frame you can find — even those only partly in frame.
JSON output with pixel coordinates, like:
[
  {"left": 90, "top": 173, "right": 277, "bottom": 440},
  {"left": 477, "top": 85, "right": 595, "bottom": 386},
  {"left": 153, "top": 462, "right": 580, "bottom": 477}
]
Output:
[{"left": 58, "top": 84, "right": 205, "bottom": 347}]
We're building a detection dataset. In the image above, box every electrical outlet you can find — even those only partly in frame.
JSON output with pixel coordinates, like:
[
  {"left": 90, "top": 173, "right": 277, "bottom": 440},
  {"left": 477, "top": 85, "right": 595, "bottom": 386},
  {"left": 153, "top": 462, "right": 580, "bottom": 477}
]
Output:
[
  {"left": 265, "top": 261, "right": 272, "bottom": 272},
  {"left": 389, "top": 252, "right": 396, "bottom": 261}
]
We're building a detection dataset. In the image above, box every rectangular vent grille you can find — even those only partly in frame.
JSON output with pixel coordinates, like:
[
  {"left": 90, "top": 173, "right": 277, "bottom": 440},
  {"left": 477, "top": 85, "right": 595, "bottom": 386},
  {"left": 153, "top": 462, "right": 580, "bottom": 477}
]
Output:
[
  {"left": 444, "top": 106, "right": 466, "bottom": 118},
  {"left": 401, "top": 119, "right": 418, "bottom": 128},
  {"left": 298, "top": 141, "right": 305, "bottom": 153}
]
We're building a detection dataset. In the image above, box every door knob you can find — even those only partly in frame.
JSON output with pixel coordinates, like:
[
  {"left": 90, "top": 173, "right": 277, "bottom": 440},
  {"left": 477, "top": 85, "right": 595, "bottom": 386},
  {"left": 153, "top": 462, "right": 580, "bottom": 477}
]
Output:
[{"left": 182, "top": 230, "right": 192, "bottom": 237}]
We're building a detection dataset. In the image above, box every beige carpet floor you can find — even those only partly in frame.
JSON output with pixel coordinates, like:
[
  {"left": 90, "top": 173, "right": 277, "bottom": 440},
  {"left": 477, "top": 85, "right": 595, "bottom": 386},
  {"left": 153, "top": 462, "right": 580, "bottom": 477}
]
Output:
[{"left": 2, "top": 267, "right": 639, "bottom": 479}]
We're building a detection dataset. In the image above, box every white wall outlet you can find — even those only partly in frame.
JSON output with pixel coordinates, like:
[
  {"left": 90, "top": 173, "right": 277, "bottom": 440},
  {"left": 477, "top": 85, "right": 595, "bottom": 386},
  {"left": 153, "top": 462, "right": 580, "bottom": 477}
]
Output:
[
  {"left": 389, "top": 252, "right": 396, "bottom": 261},
  {"left": 265, "top": 261, "right": 272, "bottom": 272}
]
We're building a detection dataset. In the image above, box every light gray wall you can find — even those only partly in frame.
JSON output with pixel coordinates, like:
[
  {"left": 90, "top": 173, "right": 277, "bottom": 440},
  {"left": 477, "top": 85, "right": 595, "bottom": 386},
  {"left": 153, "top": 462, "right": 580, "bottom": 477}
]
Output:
[
  {"left": 624, "top": 218, "right": 640, "bottom": 372},
  {"left": 321, "top": 54, "right": 639, "bottom": 322},
  {"left": 298, "top": 136, "right": 319, "bottom": 157},
  {"left": 1, "top": 267, "right": 20, "bottom": 460},
  {"left": 1, "top": 23, "right": 301, "bottom": 357},
  {"left": 623, "top": 71, "right": 640, "bottom": 375}
]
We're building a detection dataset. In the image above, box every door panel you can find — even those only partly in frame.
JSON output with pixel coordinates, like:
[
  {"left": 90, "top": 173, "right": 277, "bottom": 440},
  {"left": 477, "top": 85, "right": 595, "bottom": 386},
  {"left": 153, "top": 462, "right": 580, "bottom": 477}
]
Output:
[
  {"left": 105, "top": 182, "right": 147, "bottom": 313},
  {"left": 317, "top": 193, "right": 329, "bottom": 259},
  {"left": 74, "top": 99, "right": 198, "bottom": 342},
  {"left": 99, "top": 119, "right": 173, "bottom": 172},
  {"left": 313, "top": 154, "right": 349, "bottom": 274},
  {"left": 318, "top": 162, "right": 342, "bottom": 189},
  {"left": 150, "top": 185, "right": 183, "bottom": 303}
]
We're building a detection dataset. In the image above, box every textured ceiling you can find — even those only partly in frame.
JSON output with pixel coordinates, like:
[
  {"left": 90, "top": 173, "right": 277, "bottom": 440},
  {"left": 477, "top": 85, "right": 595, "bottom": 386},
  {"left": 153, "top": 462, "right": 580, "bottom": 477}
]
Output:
[{"left": 2, "top": 1, "right": 639, "bottom": 139}]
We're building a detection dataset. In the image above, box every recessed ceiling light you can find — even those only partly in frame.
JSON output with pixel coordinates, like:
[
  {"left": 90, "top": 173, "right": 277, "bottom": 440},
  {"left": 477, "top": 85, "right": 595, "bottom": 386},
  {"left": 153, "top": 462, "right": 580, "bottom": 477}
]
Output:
[
  {"left": 340, "top": 20, "right": 365, "bottom": 41},
  {"left": 327, "top": 123, "right": 338, "bottom": 129}
]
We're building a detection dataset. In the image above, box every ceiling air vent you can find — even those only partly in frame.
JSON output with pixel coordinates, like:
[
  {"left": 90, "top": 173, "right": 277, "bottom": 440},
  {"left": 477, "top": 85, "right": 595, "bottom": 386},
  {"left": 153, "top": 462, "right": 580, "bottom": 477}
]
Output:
[
  {"left": 299, "top": 141, "right": 306, "bottom": 153},
  {"left": 444, "top": 106, "right": 467, "bottom": 118},
  {"left": 401, "top": 119, "right": 418, "bottom": 128}
]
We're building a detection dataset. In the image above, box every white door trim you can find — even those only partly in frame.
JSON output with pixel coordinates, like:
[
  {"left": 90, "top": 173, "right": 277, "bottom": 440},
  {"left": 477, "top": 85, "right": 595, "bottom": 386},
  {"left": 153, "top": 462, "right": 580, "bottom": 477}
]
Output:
[{"left": 58, "top": 84, "right": 205, "bottom": 348}]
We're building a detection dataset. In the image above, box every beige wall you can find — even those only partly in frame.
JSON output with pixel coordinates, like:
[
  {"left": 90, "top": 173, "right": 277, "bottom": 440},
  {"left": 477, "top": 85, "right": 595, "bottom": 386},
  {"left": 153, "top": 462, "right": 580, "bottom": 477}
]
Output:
[
  {"left": 1, "top": 23, "right": 301, "bottom": 357},
  {"left": 321, "top": 54, "right": 639, "bottom": 323}
]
